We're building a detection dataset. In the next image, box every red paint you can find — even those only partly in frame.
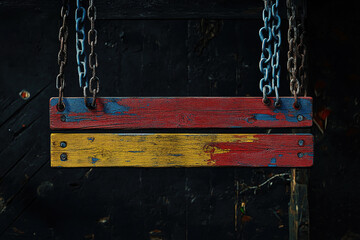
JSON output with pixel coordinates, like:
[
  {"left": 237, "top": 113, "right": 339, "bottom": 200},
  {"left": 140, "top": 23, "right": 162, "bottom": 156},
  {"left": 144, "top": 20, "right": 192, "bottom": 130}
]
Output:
[
  {"left": 50, "top": 97, "right": 313, "bottom": 129},
  {"left": 318, "top": 107, "right": 331, "bottom": 120},
  {"left": 205, "top": 134, "right": 313, "bottom": 167}
]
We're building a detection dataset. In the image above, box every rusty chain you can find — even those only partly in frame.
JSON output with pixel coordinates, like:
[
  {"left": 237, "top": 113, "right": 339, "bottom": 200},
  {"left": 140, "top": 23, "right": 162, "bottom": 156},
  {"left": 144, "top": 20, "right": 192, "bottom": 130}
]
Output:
[
  {"left": 86, "top": 0, "right": 99, "bottom": 108},
  {"left": 56, "top": 0, "right": 69, "bottom": 111},
  {"left": 297, "top": 3, "right": 307, "bottom": 97},
  {"left": 287, "top": 0, "right": 307, "bottom": 106}
]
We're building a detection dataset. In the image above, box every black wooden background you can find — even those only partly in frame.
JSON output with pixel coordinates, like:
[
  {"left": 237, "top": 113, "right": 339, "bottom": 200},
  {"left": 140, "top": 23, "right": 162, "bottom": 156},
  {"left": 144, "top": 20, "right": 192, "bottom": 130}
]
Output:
[{"left": 0, "top": 1, "right": 359, "bottom": 239}]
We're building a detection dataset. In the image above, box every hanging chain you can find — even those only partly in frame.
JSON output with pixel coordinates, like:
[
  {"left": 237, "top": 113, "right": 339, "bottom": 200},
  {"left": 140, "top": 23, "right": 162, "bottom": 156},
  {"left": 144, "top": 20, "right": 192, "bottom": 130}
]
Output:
[
  {"left": 56, "top": 0, "right": 69, "bottom": 111},
  {"left": 271, "top": 0, "right": 281, "bottom": 106},
  {"left": 87, "top": 0, "right": 99, "bottom": 108},
  {"left": 259, "top": 0, "right": 272, "bottom": 104},
  {"left": 75, "top": 0, "right": 88, "bottom": 98},
  {"left": 297, "top": 2, "right": 307, "bottom": 97},
  {"left": 287, "top": 0, "right": 302, "bottom": 106},
  {"left": 259, "top": 0, "right": 281, "bottom": 106}
]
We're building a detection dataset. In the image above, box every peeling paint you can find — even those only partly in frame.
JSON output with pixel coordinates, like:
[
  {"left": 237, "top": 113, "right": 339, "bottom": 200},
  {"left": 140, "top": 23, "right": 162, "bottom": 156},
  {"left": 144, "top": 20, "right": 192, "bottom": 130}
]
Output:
[
  {"left": 92, "top": 157, "right": 99, "bottom": 164},
  {"left": 50, "top": 97, "right": 313, "bottom": 129}
]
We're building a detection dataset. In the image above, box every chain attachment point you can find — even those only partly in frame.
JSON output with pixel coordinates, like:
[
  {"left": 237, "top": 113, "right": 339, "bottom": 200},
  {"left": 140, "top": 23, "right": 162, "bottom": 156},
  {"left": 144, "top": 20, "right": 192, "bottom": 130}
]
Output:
[{"left": 262, "top": 86, "right": 271, "bottom": 106}]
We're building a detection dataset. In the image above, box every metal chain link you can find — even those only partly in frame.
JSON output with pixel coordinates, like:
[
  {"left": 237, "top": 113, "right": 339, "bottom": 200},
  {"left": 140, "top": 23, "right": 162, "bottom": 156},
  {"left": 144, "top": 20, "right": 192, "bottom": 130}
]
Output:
[
  {"left": 271, "top": 0, "right": 281, "bottom": 106},
  {"left": 56, "top": 0, "right": 69, "bottom": 111},
  {"left": 259, "top": 0, "right": 272, "bottom": 104},
  {"left": 259, "top": 0, "right": 281, "bottom": 106},
  {"left": 297, "top": 3, "right": 307, "bottom": 97},
  {"left": 287, "top": 0, "right": 302, "bottom": 106},
  {"left": 87, "top": 0, "right": 99, "bottom": 108},
  {"left": 75, "top": 0, "right": 88, "bottom": 94}
]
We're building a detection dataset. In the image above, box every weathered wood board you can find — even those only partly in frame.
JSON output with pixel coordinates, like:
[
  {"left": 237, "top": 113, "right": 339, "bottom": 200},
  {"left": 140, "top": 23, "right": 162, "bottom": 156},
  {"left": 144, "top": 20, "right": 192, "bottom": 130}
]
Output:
[
  {"left": 51, "top": 133, "right": 313, "bottom": 167},
  {"left": 0, "top": 0, "right": 266, "bottom": 19},
  {"left": 49, "top": 97, "right": 313, "bottom": 129}
]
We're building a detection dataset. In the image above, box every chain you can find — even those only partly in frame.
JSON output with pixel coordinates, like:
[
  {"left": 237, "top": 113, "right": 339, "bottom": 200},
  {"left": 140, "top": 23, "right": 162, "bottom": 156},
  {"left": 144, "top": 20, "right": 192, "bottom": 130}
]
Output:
[
  {"left": 259, "top": 0, "right": 272, "bottom": 104},
  {"left": 56, "top": 0, "right": 69, "bottom": 111},
  {"left": 271, "top": 0, "right": 281, "bottom": 106},
  {"left": 259, "top": 0, "right": 281, "bottom": 106},
  {"left": 297, "top": 2, "right": 307, "bottom": 97},
  {"left": 75, "top": 0, "right": 88, "bottom": 96},
  {"left": 286, "top": 0, "right": 304, "bottom": 106},
  {"left": 87, "top": 0, "right": 99, "bottom": 108}
]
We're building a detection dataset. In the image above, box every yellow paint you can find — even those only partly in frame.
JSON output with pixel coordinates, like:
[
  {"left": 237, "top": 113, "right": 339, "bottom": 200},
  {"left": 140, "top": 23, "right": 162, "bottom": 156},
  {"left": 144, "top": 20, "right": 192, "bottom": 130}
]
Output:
[{"left": 51, "top": 133, "right": 258, "bottom": 167}]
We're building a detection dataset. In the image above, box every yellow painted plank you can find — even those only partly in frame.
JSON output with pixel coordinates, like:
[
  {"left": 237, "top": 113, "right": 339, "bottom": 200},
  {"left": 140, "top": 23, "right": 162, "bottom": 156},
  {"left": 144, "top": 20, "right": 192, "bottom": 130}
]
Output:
[{"left": 50, "top": 133, "right": 314, "bottom": 167}]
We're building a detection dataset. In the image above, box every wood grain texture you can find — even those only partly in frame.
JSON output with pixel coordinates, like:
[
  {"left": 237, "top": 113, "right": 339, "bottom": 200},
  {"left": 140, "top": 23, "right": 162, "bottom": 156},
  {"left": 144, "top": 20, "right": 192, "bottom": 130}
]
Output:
[
  {"left": 49, "top": 97, "right": 313, "bottom": 129},
  {"left": 51, "top": 133, "right": 313, "bottom": 167},
  {"left": 289, "top": 169, "right": 310, "bottom": 240},
  {"left": 0, "top": 0, "right": 266, "bottom": 19}
]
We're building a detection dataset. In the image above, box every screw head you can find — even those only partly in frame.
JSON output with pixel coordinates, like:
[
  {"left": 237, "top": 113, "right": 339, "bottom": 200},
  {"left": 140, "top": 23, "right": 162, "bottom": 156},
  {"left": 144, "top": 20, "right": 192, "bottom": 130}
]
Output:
[
  {"left": 297, "top": 114, "right": 304, "bottom": 122},
  {"left": 60, "top": 141, "right": 67, "bottom": 148},
  {"left": 297, "top": 152, "right": 304, "bottom": 158},
  {"left": 60, "top": 153, "right": 67, "bottom": 161},
  {"left": 60, "top": 115, "right": 66, "bottom": 122},
  {"left": 298, "top": 140, "right": 304, "bottom": 146}
]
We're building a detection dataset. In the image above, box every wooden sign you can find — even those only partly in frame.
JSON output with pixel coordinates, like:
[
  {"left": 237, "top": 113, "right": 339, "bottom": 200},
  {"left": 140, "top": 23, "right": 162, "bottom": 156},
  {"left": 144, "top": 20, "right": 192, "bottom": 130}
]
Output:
[
  {"left": 51, "top": 133, "right": 313, "bottom": 167},
  {"left": 50, "top": 97, "right": 312, "bottom": 129}
]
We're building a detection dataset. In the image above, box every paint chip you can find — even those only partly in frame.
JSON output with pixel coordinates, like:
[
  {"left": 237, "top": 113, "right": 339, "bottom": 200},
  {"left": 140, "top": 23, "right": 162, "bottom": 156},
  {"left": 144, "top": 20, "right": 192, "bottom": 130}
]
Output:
[
  {"left": 19, "top": 90, "right": 30, "bottom": 100},
  {"left": 91, "top": 157, "right": 99, "bottom": 164}
]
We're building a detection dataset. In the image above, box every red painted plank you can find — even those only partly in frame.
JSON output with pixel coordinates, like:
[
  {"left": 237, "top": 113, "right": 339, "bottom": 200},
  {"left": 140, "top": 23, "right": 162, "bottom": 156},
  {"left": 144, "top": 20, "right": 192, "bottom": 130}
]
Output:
[
  {"left": 205, "top": 134, "right": 313, "bottom": 167},
  {"left": 49, "top": 97, "right": 312, "bottom": 129}
]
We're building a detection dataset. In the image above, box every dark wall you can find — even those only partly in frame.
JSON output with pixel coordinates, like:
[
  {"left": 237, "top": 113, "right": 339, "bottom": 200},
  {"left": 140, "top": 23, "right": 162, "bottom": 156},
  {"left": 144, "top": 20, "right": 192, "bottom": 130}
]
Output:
[
  {"left": 307, "top": 1, "right": 360, "bottom": 239},
  {"left": 0, "top": 1, "right": 359, "bottom": 240}
]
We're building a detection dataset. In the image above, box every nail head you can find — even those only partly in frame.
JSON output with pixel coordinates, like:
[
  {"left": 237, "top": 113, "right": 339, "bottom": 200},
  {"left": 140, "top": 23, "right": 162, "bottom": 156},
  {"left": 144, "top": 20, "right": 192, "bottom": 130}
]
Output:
[
  {"left": 60, "top": 153, "right": 67, "bottom": 161},
  {"left": 60, "top": 141, "right": 67, "bottom": 148}
]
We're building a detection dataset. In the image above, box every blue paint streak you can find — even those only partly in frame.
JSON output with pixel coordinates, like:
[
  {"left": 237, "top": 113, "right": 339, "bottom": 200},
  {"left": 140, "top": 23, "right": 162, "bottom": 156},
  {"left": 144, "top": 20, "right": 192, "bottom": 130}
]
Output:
[
  {"left": 254, "top": 114, "right": 277, "bottom": 121},
  {"left": 92, "top": 157, "right": 99, "bottom": 164},
  {"left": 51, "top": 98, "right": 89, "bottom": 113},
  {"left": 245, "top": 115, "right": 256, "bottom": 124},
  {"left": 63, "top": 98, "right": 89, "bottom": 113},
  {"left": 103, "top": 101, "right": 135, "bottom": 116},
  {"left": 50, "top": 98, "right": 58, "bottom": 107},
  {"left": 278, "top": 154, "right": 283, "bottom": 157},
  {"left": 128, "top": 151, "right": 144, "bottom": 153},
  {"left": 64, "top": 115, "right": 94, "bottom": 123},
  {"left": 268, "top": 164, "right": 277, "bottom": 167},
  {"left": 88, "top": 137, "right": 95, "bottom": 142},
  {"left": 169, "top": 154, "right": 184, "bottom": 157}
]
